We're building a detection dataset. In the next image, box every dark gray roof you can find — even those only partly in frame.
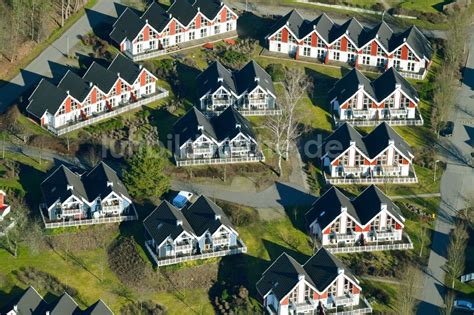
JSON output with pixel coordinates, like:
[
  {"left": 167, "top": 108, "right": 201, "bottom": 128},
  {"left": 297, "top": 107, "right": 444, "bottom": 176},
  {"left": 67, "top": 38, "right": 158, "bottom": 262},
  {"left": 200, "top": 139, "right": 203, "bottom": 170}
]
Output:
[
  {"left": 144, "top": 196, "right": 236, "bottom": 246},
  {"left": 58, "top": 70, "right": 92, "bottom": 103},
  {"left": 268, "top": 11, "right": 432, "bottom": 59},
  {"left": 372, "top": 67, "right": 418, "bottom": 102},
  {"left": 49, "top": 293, "right": 80, "bottom": 315},
  {"left": 143, "top": 201, "right": 193, "bottom": 248},
  {"left": 168, "top": 0, "right": 198, "bottom": 27},
  {"left": 141, "top": 2, "right": 169, "bottom": 33},
  {"left": 5, "top": 286, "right": 47, "bottom": 315},
  {"left": 330, "top": 68, "right": 418, "bottom": 105},
  {"left": 174, "top": 106, "right": 256, "bottom": 148},
  {"left": 83, "top": 162, "right": 131, "bottom": 201},
  {"left": 197, "top": 60, "right": 275, "bottom": 99},
  {"left": 256, "top": 253, "right": 313, "bottom": 300},
  {"left": 303, "top": 248, "right": 357, "bottom": 292},
  {"left": 257, "top": 248, "right": 357, "bottom": 299},
  {"left": 194, "top": 0, "right": 226, "bottom": 20},
  {"left": 110, "top": 7, "right": 145, "bottom": 44},
  {"left": 363, "top": 122, "right": 413, "bottom": 159},
  {"left": 107, "top": 54, "right": 142, "bottom": 85},
  {"left": 211, "top": 106, "right": 256, "bottom": 141},
  {"left": 84, "top": 300, "right": 114, "bottom": 315},
  {"left": 267, "top": 10, "right": 305, "bottom": 39},
  {"left": 41, "top": 162, "right": 130, "bottom": 208},
  {"left": 26, "top": 79, "right": 68, "bottom": 118},
  {"left": 197, "top": 61, "right": 236, "bottom": 99},
  {"left": 83, "top": 62, "right": 118, "bottom": 94},
  {"left": 41, "top": 165, "right": 88, "bottom": 208},
  {"left": 322, "top": 123, "right": 368, "bottom": 160},
  {"left": 322, "top": 122, "right": 413, "bottom": 161},
  {"left": 173, "top": 107, "right": 218, "bottom": 147},
  {"left": 181, "top": 196, "right": 234, "bottom": 236},
  {"left": 351, "top": 185, "right": 404, "bottom": 225},
  {"left": 306, "top": 185, "right": 403, "bottom": 229},
  {"left": 305, "top": 186, "right": 356, "bottom": 229},
  {"left": 329, "top": 68, "right": 374, "bottom": 104}
]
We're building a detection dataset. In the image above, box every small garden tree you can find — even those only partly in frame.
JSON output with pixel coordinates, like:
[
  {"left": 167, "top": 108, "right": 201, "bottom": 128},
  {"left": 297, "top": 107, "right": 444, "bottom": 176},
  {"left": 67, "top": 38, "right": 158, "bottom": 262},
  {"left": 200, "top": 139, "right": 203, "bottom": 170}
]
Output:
[{"left": 124, "top": 146, "right": 170, "bottom": 200}]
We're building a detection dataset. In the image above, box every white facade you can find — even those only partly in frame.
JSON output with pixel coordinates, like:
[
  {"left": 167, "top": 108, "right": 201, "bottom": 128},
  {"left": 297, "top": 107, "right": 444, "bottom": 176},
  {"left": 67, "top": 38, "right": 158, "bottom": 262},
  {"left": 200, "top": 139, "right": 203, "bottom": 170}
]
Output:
[
  {"left": 268, "top": 26, "right": 430, "bottom": 75},
  {"left": 332, "top": 85, "right": 417, "bottom": 122},
  {"left": 121, "top": 6, "right": 238, "bottom": 57},
  {"left": 322, "top": 141, "right": 412, "bottom": 179},
  {"left": 263, "top": 272, "right": 362, "bottom": 315},
  {"left": 39, "top": 70, "right": 157, "bottom": 131}
]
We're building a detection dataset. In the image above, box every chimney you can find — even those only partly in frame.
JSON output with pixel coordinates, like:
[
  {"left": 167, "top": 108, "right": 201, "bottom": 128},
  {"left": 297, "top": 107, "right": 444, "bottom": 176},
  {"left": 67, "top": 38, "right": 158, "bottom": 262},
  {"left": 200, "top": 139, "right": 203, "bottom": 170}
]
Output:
[
  {"left": 341, "top": 206, "right": 347, "bottom": 212},
  {"left": 117, "top": 72, "right": 121, "bottom": 78},
  {"left": 337, "top": 267, "right": 344, "bottom": 275},
  {"left": 107, "top": 181, "right": 113, "bottom": 187},
  {"left": 67, "top": 185, "right": 73, "bottom": 191},
  {"left": 215, "top": 214, "right": 221, "bottom": 220},
  {"left": 14, "top": 305, "right": 18, "bottom": 312},
  {"left": 197, "top": 125, "right": 204, "bottom": 131},
  {"left": 350, "top": 140, "right": 356, "bottom": 146},
  {"left": 217, "top": 77, "right": 223, "bottom": 83},
  {"left": 298, "top": 273, "right": 305, "bottom": 282},
  {"left": 197, "top": 6, "right": 200, "bottom": 12},
  {"left": 395, "top": 83, "right": 401, "bottom": 89},
  {"left": 66, "top": 90, "right": 70, "bottom": 95},
  {"left": 254, "top": 77, "right": 260, "bottom": 83},
  {"left": 381, "top": 203, "right": 387, "bottom": 212},
  {"left": 388, "top": 139, "right": 395, "bottom": 146},
  {"left": 375, "top": 34, "right": 379, "bottom": 39},
  {"left": 169, "top": 13, "right": 173, "bottom": 19},
  {"left": 46, "top": 312, "right": 51, "bottom": 315},
  {"left": 313, "top": 24, "right": 316, "bottom": 30},
  {"left": 403, "top": 37, "right": 406, "bottom": 42},
  {"left": 358, "top": 84, "right": 364, "bottom": 90},
  {"left": 89, "top": 82, "right": 93, "bottom": 88},
  {"left": 345, "top": 30, "right": 349, "bottom": 35},
  {"left": 145, "top": 19, "right": 149, "bottom": 24},
  {"left": 286, "top": 21, "right": 289, "bottom": 26},
  {"left": 235, "top": 123, "right": 241, "bottom": 129},
  {"left": 176, "top": 219, "right": 183, "bottom": 226}
]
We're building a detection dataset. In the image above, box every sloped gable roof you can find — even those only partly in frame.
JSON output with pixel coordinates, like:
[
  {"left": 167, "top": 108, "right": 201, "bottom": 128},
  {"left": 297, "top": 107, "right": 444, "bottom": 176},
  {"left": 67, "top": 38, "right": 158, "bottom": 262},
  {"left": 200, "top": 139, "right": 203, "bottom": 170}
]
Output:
[
  {"left": 330, "top": 17, "right": 365, "bottom": 46},
  {"left": 107, "top": 54, "right": 142, "bottom": 85},
  {"left": 168, "top": 0, "right": 198, "bottom": 26},
  {"left": 197, "top": 60, "right": 236, "bottom": 99},
  {"left": 194, "top": 0, "right": 226, "bottom": 20},
  {"left": 49, "top": 292, "right": 80, "bottom": 315},
  {"left": 141, "top": 2, "right": 169, "bottom": 33},
  {"left": 110, "top": 7, "right": 146, "bottom": 44},
  {"left": 173, "top": 107, "right": 218, "bottom": 147},
  {"left": 5, "top": 286, "right": 48, "bottom": 315},
  {"left": 26, "top": 79, "right": 68, "bottom": 119},
  {"left": 322, "top": 123, "right": 368, "bottom": 160},
  {"left": 83, "top": 162, "right": 131, "bottom": 201},
  {"left": 329, "top": 68, "right": 374, "bottom": 104},
  {"left": 267, "top": 9, "right": 305, "bottom": 39},
  {"left": 58, "top": 71, "right": 92, "bottom": 103},
  {"left": 371, "top": 67, "right": 418, "bottom": 102},
  {"left": 362, "top": 122, "right": 413, "bottom": 159},
  {"left": 84, "top": 300, "right": 114, "bottom": 315},
  {"left": 83, "top": 62, "right": 118, "bottom": 94},
  {"left": 211, "top": 106, "right": 256, "bottom": 141}
]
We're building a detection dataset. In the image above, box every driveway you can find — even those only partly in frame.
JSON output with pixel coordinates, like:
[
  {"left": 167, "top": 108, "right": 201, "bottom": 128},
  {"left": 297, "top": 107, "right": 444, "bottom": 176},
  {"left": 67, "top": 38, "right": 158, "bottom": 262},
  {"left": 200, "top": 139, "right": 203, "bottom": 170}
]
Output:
[
  {"left": 418, "top": 29, "right": 474, "bottom": 314},
  {"left": 0, "top": 0, "right": 122, "bottom": 112}
]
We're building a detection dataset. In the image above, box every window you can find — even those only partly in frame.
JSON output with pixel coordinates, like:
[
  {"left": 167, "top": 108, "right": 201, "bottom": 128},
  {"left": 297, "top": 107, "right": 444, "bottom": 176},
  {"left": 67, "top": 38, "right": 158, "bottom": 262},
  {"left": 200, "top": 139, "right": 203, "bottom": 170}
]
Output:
[
  {"left": 354, "top": 153, "right": 363, "bottom": 167},
  {"left": 176, "top": 24, "right": 183, "bottom": 33},
  {"left": 407, "top": 50, "right": 416, "bottom": 61},
  {"left": 362, "top": 45, "right": 371, "bottom": 55},
  {"left": 333, "top": 219, "right": 341, "bottom": 233},
  {"left": 303, "top": 36, "right": 311, "bottom": 46},
  {"left": 317, "top": 49, "right": 324, "bottom": 59},
  {"left": 333, "top": 40, "right": 341, "bottom": 51},
  {"left": 400, "top": 95, "right": 410, "bottom": 109},
  {"left": 393, "top": 151, "right": 404, "bottom": 165},
  {"left": 348, "top": 53, "right": 356, "bottom": 63},
  {"left": 347, "top": 42, "right": 356, "bottom": 53},
  {"left": 200, "top": 28, "right": 207, "bottom": 38},
  {"left": 394, "top": 49, "right": 402, "bottom": 59},
  {"left": 150, "top": 40, "right": 156, "bottom": 50},
  {"left": 226, "top": 22, "right": 232, "bottom": 32},
  {"left": 188, "top": 32, "right": 195, "bottom": 41},
  {"left": 347, "top": 218, "right": 356, "bottom": 232},
  {"left": 189, "top": 21, "right": 196, "bottom": 30},
  {"left": 226, "top": 10, "right": 233, "bottom": 21},
  {"left": 277, "top": 43, "right": 281, "bottom": 52},
  {"left": 288, "top": 287, "right": 298, "bottom": 303},
  {"left": 362, "top": 55, "right": 370, "bottom": 65},
  {"left": 145, "top": 85, "right": 152, "bottom": 95},
  {"left": 305, "top": 285, "right": 313, "bottom": 299},
  {"left": 333, "top": 51, "right": 340, "bottom": 60},
  {"left": 317, "top": 38, "right": 325, "bottom": 48},
  {"left": 176, "top": 35, "right": 182, "bottom": 44},
  {"left": 138, "top": 34, "right": 144, "bottom": 42},
  {"left": 149, "top": 28, "right": 154, "bottom": 39},
  {"left": 137, "top": 44, "right": 143, "bottom": 53},
  {"left": 202, "top": 19, "right": 209, "bottom": 27},
  {"left": 214, "top": 25, "right": 220, "bottom": 34},
  {"left": 162, "top": 38, "right": 169, "bottom": 47},
  {"left": 58, "top": 105, "right": 65, "bottom": 115},
  {"left": 372, "top": 216, "right": 380, "bottom": 231},
  {"left": 407, "top": 62, "right": 415, "bottom": 72},
  {"left": 349, "top": 96, "right": 357, "bottom": 108},
  {"left": 362, "top": 95, "right": 371, "bottom": 109},
  {"left": 343, "top": 279, "right": 353, "bottom": 294},
  {"left": 329, "top": 283, "right": 337, "bottom": 297},
  {"left": 386, "top": 216, "right": 396, "bottom": 230},
  {"left": 393, "top": 59, "right": 401, "bottom": 69},
  {"left": 377, "top": 46, "right": 385, "bottom": 56},
  {"left": 377, "top": 58, "right": 385, "bottom": 67},
  {"left": 274, "top": 32, "right": 282, "bottom": 42},
  {"left": 386, "top": 95, "right": 395, "bottom": 108},
  {"left": 303, "top": 47, "right": 310, "bottom": 56}
]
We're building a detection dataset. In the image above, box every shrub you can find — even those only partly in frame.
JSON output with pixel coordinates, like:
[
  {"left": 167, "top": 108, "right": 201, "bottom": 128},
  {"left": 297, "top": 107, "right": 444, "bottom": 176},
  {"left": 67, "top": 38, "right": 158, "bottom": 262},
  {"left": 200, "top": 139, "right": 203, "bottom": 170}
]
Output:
[
  {"left": 107, "top": 237, "right": 147, "bottom": 287},
  {"left": 216, "top": 201, "right": 259, "bottom": 227},
  {"left": 14, "top": 267, "right": 78, "bottom": 297},
  {"left": 266, "top": 64, "right": 285, "bottom": 82},
  {"left": 120, "top": 300, "right": 167, "bottom": 315},
  {"left": 221, "top": 50, "right": 248, "bottom": 68}
]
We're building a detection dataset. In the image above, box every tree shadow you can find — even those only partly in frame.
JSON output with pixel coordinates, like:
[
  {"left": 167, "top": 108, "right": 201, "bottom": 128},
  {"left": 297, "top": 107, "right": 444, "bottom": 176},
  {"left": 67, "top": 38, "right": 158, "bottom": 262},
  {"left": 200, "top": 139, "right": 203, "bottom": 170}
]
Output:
[
  {"left": 462, "top": 67, "right": 474, "bottom": 91},
  {"left": 175, "top": 61, "right": 202, "bottom": 106},
  {"left": 85, "top": 8, "right": 117, "bottom": 42},
  {"left": 237, "top": 12, "right": 276, "bottom": 44},
  {"left": 274, "top": 181, "right": 317, "bottom": 208},
  {"left": 0, "top": 285, "right": 25, "bottom": 311},
  {"left": 18, "top": 164, "right": 47, "bottom": 219},
  {"left": 0, "top": 69, "right": 45, "bottom": 112}
]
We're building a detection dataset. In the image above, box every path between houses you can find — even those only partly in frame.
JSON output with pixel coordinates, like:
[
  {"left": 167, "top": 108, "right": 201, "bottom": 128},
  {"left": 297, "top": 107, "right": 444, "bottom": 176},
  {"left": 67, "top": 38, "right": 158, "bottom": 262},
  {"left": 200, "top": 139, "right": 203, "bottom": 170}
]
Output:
[{"left": 0, "top": 0, "right": 122, "bottom": 112}]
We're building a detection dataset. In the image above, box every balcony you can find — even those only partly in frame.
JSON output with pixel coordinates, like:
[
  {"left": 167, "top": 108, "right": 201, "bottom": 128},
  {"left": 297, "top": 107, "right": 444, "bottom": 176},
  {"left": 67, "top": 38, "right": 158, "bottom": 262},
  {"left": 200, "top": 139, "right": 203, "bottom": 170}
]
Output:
[
  {"left": 343, "top": 166, "right": 363, "bottom": 173},
  {"left": 382, "top": 165, "right": 401, "bottom": 173},
  {"left": 290, "top": 298, "right": 317, "bottom": 312},
  {"left": 371, "top": 229, "right": 398, "bottom": 240},
  {"left": 328, "top": 293, "right": 355, "bottom": 308},
  {"left": 61, "top": 207, "right": 82, "bottom": 215},
  {"left": 213, "top": 236, "right": 229, "bottom": 246},
  {"left": 349, "top": 109, "right": 370, "bottom": 117},
  {"left": 212, "top": 99, "right": 231, "bottom": 106},
  {"left": 175, "top": 242, "right": 193, "bottom": 252},
  {"left": 389, "top": 108, "right": 408, "bottom": 116},
  {"left": 334, "top": 233, "right": 356, "bottom": 242},
  {"left": 193, "top": 146, "right": 213, "bottom": 155}
]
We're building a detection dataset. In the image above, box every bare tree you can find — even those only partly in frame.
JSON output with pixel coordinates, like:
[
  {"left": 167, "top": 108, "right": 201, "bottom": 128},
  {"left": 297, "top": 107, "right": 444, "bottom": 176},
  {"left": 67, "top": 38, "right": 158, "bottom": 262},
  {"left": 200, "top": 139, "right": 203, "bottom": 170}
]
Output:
[
  {"left": 0, "top": 197, "right": 29, "bottom": 257},
  {"left": 445, "top": 8, "right": 472, "bottom": 69},
  {"left": 431, "top": 65, "right": 457, "bottom": 137},
  {"left": 396, "top": 264, "right": 422, "bottom": 315},
  {"left": 442, "top": 289, "right": 455, "bottom": 315},
  {"left": 445, "top": 222, "right": 468, "bottom": 288},
  {"left": 264, "top": 111, "right": 287, "bottom": 177},
  {"left": 280, "top": 68, "right": 312, "bottom": 159}
]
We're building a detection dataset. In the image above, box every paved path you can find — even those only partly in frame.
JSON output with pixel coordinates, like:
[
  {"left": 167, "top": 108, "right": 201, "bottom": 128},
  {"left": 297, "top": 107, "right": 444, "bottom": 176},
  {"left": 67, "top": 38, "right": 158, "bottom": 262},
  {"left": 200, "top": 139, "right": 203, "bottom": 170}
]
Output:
[
  {"left": 0, "top": 0, "right": 121, "bottom": 112},
  {"left": 418, "top": 30, "right": 474, "bottom": 314},
  {"left": 229, "top": 0, "right": 446, "bottom": 39},
  {"left": 0, "top": 141, "right": 79, "bottom": 167},
  {"left": 390, "top": 193, "right": 441, "bottom": 200}
]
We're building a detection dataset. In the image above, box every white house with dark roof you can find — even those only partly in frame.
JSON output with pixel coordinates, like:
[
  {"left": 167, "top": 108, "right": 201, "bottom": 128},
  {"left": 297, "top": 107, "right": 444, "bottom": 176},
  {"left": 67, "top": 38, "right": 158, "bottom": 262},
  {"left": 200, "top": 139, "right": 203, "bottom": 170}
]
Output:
[
  {"left": 39, "top": 162, "right": 137, "bottom": 228},
  {"left": 320, "top": 122, "right": 417, "bottom": 184},
  {"left": 256, "top": 248, "right": 372, "bottom": 315},
  {"left": 110, "top": 0, "right": 238, "bottom": 61},
  {"left": 2, "top": 286, "right": 113, "bottom": 315},
  {"left": 329, "top": 68, "right": 422, "bottom": 126},
  {"left": 306, "top": 185, "right": 413, "bottom": 253},
  {"left": 266, "top": 10, "right": 433, "bottom": 79},
  {"left": 143, "top": 195, "right": 246, "bottom": 266},
  {"left": 26, "top": 54, "right": 166, "bottom": 136},
  {"left": 197, "top": 60, "right": 278, "bottom": 115},
  {"left": 173, "top": 106, "right": 264, "bottom": 166}
]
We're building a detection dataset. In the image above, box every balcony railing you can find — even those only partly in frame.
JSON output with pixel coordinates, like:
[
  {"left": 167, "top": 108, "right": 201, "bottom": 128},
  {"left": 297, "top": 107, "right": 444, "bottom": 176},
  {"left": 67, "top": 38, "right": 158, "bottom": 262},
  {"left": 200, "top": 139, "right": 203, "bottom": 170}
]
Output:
[
  {"left": 175, "top": 153, "right": 265, "bottom": 167},
  {"left": 204, "top": 108, "right": 282, "bottom": 117},
  {"left": 372, "top": 230, "right": 398, "bottom": 240},
  {"left": 342, "top": 166, "right": 363, "bottom": 173},
  {"left": 324, "top": 171, "right": 418, "bottom": 185},
  {"left": 389, "top": 108, "right": 408, "bottom": 116},
  {"left": 333, "top": 111, "right": 424, "bottom": 127},
  {"left": 193, "top": 146, "right": 213, "bottom": 154},
  {"left": 290, "top": 298, "right": 317, "bottom": 312},
  {"left": 328, "top": 293, "right": 355, "bottom": 308},
  {"left": 382, "top": 166, "right": 401, "bottom": 173},
  {"left": 175, "top": 243, "right": 193, "bottom": 252},
  {"left": 102, "top": 205, "right": 122, "bottom": 212},
  {"left": 333, "top": 233, "right": 356, "bottom": 242},
  {"left": 326, "top": 233, "right": 413, "bottom": 254},
  {"left": 62, "top": 207, "right": 82, "bottom": 215},
  {"left": 51, "top": 89, "right": 169, "bottom": 136},
  {"left": 145, "top": 239, "right": 247, "bottom": 267},
  {"left": 350, "top": 109, "right": 370, "bottom": 117},
  {"left": 325, "top": 297, "right": 373, "bottom": 315},
  {"left": 213, "top": 237, "right": 229, "bottom": 246}
]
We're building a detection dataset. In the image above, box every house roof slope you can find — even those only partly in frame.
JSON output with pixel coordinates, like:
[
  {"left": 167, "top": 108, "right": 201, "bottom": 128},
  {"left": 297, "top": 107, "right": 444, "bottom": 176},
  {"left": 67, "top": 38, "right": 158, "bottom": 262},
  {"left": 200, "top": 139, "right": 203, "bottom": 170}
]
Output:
[
  {"left": 110, "top": 7, "right": 145, "bottom": 44},
  {"left": 26, "top": 79, "right": 68, "bottom": 119}
]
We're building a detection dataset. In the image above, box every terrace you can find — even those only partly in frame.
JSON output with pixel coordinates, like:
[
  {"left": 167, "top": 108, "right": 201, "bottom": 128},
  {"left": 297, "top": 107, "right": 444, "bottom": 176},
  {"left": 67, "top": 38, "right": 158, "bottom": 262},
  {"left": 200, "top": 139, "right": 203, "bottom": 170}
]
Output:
[{"left": 326, "top": 233, "right": 414, "bottom": 254}]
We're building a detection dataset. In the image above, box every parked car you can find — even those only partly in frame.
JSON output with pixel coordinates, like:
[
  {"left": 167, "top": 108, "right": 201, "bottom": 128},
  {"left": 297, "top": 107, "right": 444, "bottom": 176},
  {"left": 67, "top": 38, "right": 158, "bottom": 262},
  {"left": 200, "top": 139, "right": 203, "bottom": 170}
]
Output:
[
  {"left": 440, "top": 121, "right": 455, "bottom": 137},
  {"left": 454, "top": 300, "right": 474, "bottom": 311},
  {"left": 172, "top": 191, "right": 193, "bottom": 209}
]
